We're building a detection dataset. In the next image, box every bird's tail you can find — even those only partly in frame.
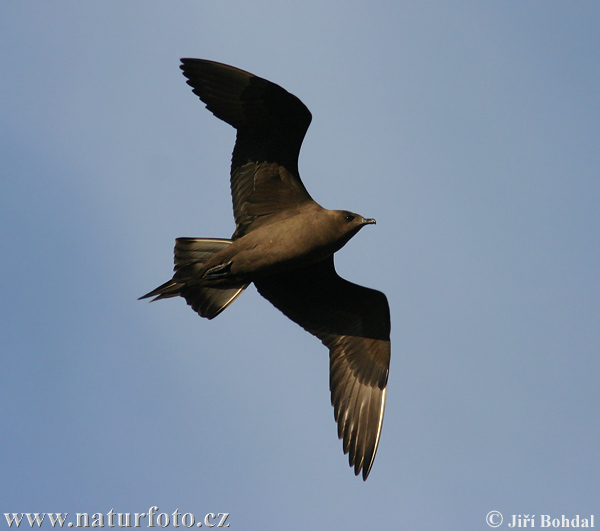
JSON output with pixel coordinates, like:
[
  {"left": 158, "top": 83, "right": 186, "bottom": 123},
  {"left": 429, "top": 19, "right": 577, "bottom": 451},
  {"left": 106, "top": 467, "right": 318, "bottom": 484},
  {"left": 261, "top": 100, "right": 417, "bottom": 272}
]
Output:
[{"left": 139, "top": 238, "right": 248, "bottom": 319}]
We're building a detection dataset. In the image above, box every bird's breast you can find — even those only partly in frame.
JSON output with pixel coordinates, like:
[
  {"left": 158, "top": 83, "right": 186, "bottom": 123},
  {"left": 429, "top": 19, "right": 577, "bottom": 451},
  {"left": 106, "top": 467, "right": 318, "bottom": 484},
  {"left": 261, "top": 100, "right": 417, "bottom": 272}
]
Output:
[{"left": 228, "top": 215, "right": 344, "bottom": 279}]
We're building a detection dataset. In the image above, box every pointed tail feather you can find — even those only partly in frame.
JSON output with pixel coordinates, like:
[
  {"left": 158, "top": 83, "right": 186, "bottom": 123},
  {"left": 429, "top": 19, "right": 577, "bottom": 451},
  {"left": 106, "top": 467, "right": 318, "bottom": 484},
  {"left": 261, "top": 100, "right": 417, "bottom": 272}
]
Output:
[
  {"left": 138, "top": 279, "right": 183, "bottom": 301},
  {"left": 140, "top": 238, "right": 248, "bottom": 319}
]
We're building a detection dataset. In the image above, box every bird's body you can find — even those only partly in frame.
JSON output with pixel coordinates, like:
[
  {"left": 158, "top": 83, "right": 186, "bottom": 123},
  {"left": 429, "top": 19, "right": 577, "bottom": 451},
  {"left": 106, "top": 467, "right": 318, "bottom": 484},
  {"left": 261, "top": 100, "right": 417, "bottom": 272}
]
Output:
[
  {"left": 209, "top": 204, "right": 374, "bottom": 281},
  {"left": 141, "top": 59, "right": 391, "bottom": 480}
]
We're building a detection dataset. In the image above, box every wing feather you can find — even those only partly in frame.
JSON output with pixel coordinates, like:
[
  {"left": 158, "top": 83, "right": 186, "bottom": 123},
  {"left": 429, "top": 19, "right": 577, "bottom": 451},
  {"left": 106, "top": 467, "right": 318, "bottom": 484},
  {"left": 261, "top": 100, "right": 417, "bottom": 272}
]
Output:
[
  {"left": 180, "top": 59, "right": 314, "bottom": 238},
  {"left": 255, "top": 258, "right": 390, "bottom": 480}
]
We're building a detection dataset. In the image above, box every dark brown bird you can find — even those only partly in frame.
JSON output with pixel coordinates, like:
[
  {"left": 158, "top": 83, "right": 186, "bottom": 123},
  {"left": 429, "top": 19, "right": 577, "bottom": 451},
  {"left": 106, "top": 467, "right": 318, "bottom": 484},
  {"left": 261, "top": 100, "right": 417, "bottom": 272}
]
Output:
[{"left": 141, "top": 59, "right": 391, "bottom": 480}]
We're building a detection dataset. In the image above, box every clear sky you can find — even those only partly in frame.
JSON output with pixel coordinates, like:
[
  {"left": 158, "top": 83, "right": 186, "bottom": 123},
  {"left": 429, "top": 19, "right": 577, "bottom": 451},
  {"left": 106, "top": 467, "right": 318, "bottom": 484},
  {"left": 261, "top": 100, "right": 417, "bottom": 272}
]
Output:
[{"left": 2, "top": 2, "right": 599, "bottom": 529}]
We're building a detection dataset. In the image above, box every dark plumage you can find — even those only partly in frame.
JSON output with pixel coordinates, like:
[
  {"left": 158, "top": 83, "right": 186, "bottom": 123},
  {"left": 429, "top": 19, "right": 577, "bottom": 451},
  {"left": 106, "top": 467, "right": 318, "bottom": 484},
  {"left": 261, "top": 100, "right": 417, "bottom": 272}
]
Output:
[{"left": 141, "top": 59, "right": 391, "bottom": 480}]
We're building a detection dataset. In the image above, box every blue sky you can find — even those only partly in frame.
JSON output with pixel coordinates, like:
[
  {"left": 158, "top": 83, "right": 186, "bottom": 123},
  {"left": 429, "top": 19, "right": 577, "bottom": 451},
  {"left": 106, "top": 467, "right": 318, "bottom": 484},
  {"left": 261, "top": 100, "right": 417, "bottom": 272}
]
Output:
[{"left": 2, "top": 2, "right": 599, "bottom": 529}]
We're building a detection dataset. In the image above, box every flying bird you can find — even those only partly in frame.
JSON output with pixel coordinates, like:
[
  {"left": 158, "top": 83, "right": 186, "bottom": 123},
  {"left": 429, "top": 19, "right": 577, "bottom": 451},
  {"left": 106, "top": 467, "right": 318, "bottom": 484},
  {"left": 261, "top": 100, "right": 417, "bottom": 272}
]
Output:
[{"left": 141, "top": 59, "right": 391, "bottom": 480}]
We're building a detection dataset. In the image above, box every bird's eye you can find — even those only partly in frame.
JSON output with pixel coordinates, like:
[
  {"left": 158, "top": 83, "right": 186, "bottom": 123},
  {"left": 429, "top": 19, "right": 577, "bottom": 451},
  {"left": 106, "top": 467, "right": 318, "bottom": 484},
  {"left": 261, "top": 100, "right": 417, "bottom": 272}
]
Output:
[{"left": 345, "top": 214, "right": 355, "bottom": 222}]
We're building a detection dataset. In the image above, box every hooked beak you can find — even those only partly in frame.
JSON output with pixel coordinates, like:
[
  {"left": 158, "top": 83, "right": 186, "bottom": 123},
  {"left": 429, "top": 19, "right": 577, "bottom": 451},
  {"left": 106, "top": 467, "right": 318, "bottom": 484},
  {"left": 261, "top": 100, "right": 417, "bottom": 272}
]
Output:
[{"left": 362, "top": 218, "right": 376, "bottom": 225}]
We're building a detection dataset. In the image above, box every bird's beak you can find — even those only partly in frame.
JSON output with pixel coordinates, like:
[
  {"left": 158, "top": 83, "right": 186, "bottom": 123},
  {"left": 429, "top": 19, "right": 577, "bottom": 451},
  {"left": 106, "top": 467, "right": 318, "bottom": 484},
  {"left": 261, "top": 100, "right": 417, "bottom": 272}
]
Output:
[{"left": 362, "top": 218, "right": 376, "bottom": 225}]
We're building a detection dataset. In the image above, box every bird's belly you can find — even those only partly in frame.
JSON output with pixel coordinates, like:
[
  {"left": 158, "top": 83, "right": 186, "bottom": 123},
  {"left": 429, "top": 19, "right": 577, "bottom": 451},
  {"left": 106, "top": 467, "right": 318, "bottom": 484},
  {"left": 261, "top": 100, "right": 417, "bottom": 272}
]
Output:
[{"left": 230, "top": 223, "right": 338, "bottom": 279}]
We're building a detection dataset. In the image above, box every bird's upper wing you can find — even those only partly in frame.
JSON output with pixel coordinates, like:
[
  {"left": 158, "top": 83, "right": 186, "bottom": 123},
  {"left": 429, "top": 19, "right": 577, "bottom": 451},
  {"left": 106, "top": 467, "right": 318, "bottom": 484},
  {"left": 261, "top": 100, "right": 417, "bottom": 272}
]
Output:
[
  {"left": 180, "top": 59, "right": 315, "bottom": 239},
  {"left": 254, "top": 257, "right": 390, "bottom": 480}
]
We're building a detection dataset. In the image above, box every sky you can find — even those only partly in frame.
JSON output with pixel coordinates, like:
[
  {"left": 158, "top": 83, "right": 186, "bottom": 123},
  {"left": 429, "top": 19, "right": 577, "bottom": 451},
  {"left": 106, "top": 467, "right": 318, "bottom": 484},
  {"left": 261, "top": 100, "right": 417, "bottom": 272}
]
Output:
[{"left": 2, "top": 2, "right": 599, "bottom": 530}]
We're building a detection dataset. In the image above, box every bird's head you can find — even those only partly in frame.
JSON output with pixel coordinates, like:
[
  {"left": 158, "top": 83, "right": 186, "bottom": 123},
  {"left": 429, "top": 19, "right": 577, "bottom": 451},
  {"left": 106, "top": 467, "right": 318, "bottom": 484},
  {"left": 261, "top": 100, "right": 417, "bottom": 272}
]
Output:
[{"left": 328, "top": 210, "right": 376, "bottom": 243}]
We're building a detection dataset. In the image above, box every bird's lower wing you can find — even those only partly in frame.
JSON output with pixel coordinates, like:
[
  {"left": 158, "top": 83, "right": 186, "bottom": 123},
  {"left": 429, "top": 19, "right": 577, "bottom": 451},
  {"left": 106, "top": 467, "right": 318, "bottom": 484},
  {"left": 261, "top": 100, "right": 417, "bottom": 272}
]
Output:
[{"left": 254, "top": 258, "right": 390, "bottom": 480}]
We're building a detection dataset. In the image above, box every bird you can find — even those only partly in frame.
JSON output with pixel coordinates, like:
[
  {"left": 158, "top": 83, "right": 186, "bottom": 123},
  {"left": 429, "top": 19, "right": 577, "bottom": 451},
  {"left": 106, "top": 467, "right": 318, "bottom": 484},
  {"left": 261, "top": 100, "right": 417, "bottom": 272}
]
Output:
[{"left": 140, "top": 59, "right": 391, "bottom": 480}]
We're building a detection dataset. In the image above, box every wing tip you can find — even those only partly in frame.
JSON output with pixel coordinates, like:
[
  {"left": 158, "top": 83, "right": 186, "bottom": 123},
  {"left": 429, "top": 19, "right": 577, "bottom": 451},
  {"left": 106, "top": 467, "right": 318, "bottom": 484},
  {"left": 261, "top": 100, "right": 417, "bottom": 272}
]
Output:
[{"left": 337, "top": 385, "right": 387, "bottom": 481}]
